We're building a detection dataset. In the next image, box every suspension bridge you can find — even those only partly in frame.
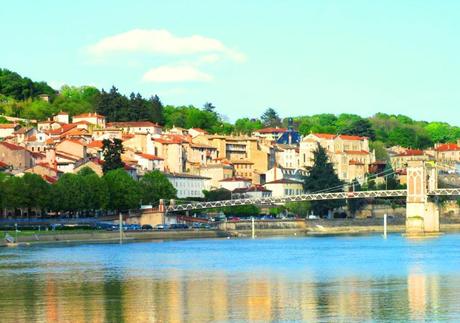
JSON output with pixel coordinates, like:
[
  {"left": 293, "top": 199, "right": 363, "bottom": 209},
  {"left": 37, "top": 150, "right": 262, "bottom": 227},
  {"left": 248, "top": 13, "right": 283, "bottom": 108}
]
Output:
[{"left": 158, "top": 161, "right": 460, "bottom": 235}]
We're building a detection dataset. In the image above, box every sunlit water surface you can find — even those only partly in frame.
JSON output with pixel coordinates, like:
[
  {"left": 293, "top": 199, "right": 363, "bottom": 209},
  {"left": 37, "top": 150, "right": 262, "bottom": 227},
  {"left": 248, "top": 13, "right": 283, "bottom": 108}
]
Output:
[{"left": 1, "top": 234, "right": 460, "bottom": 322}]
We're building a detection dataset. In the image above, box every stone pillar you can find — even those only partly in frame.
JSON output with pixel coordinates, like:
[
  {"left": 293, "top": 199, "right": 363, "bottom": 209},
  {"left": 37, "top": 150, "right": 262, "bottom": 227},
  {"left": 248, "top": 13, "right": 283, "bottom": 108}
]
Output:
[{"left": 406, "top": 161, "right": 440, "bottom": 234}]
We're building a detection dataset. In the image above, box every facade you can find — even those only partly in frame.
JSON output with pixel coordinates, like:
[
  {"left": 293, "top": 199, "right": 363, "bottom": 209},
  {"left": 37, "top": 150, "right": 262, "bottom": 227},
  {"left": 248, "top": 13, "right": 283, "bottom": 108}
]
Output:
[
  {"left": 434, "top": 142, "right": 460, "bottom": 165},
  {"left": 264, "top": 179, "right": 304, "bottom": 197},
  {"left": 264, "top": 166, "right": 307, "bottom": 184},
  {"left": 390, "top": 149, "right": 428, "bottom": 171},
  {"left": 299, "top": 133, "right": 375, "bottom": 183},
  {"left": 0, "top": 142, "right": 33, "bottom": 170},
  {"left": 199, "top": 163, "right": 234, "bottom": 190},
  {"left": 106, "top": 121, "right": 162, "bottom": 135},
  {"left": 0, "top": 124, "right": 20, "bottom": 138},
  {"left": 72, "top": 113, "right": 106, "bottom": 128},
  {"left": 219, "top": 177, "right": 252, "bottom": 191},
  {"left": 166, "top": 173, "right": 210, "bottom": 199}
]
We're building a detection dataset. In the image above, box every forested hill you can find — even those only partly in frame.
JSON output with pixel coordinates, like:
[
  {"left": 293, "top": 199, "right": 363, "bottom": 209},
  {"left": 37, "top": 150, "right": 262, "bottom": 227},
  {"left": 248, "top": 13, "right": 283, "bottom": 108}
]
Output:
[{"left": 0, "top": 68, "right": 459, "bottom": 151}]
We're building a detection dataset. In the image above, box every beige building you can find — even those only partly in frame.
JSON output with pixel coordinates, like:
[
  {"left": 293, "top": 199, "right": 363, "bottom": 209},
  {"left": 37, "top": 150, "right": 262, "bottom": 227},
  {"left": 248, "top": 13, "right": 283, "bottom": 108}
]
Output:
[
  {"left": 0, "top": 141, "right": 33, "bottom": 170},
  {"left": 0, "top": 124, "right": 20, "bottom": 138},
  {"left": 106, "top": 121, "right": 162, "bottom": 135},
  {"left": 56, "top": 139, "right": 87, "bottom": 159},
  {"left": 390, "top": 149, "right": 428, "bottom": 171},
  {"left": 299, "top": 133, "right": 375, "bottom": 183},
  {"left": 72, "top": 112, "right": 106, "bottom": 128},
  {"left": 264, "top": 179, "right": 304, "bottom": 197},
  {"left": 198, "top": 163, "right": 234, "bottom": 190},
  {"left": 433, "top": 142, "right": 460, "bottom": 165},
  {"left": 275, "top": 144, "right": 299, "bottom": 169}
]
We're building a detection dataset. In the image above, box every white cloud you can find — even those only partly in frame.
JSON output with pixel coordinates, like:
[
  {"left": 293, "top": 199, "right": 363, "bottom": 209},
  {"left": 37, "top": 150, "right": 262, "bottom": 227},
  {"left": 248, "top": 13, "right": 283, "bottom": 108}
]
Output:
[
  {"left": 142, "top": 65, "right": 212, "bottom": 83},
  {"left": 87, "top": 29, "right": 244, "bottom": 62}
]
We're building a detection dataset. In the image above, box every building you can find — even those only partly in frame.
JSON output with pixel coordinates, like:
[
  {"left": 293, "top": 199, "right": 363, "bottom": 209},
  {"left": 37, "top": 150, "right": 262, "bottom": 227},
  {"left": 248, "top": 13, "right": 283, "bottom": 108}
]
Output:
[
  {"left": 72, "top": 113, "right": 106, "bottom": 128},
  {"left": 165, "top": 173, "right": 210, "bottom": 199},
  {"left": 434, "top": 142, "right": 460, "bottom": 165},
  {"left": 264, "top": 179, "right": 304, "bottom": 197},
  {"left": 299, "top": 133, "right": 375, "bottom": 183},
  {"left": 253, "top": 127, "right": 287, "bottom": 141},
  {"left": 264, "top": 165, "right": 307, "bottom": 184},
  {"left": 106, "top": 121, "right": 162, "bottom": 135},
  {"left": 219, "top": 177, "right": 252, "bottom": 191},
  {"left": 0, "top": 124, "right": 20, "bottom": 138},
  {"left": 390, "top": 149, "right": 428, "bottom": 171},
  {"left": 275, "top": 144, "right": 299, "bottom": 169},
  {"left": 231, "top": 185, "right": 272, "bottom": 199},
  {"left": 0, "top": 141, "right": 33, "bottom": 171},
  {"left": 134, "top": 153, "right": 165, "bottom": 172},
  {"left": 53, "top": 111, "right": 70, "bottom": 124},
  {"left": 198, "top": 163, "right": 234, "bottom": 190}
]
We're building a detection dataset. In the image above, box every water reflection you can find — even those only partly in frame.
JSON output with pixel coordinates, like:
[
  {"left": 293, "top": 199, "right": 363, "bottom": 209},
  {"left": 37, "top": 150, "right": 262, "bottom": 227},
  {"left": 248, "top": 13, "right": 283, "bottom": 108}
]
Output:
[{"left": 1, "top": 236, "right": 460, "bottom": 322}]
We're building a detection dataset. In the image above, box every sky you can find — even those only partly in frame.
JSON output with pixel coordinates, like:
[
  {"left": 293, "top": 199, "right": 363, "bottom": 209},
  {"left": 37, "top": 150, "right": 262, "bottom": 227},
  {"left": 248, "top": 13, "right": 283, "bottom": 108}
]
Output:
[{"left": 2, "top": 1, "right": 460, "bottom": 124}]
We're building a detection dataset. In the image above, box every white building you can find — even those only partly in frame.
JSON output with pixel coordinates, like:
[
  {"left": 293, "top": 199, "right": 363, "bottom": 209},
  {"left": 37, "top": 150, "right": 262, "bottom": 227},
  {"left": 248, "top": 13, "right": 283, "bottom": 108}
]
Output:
[
  {"left": 219, "top": 177, "right": 252, "bottom": 191},
  {"left": 106, "top": 121, "right": 162, "bottom": 135},
  {"left": 166, "top": 173, "right": 210, "bottom": 199}
]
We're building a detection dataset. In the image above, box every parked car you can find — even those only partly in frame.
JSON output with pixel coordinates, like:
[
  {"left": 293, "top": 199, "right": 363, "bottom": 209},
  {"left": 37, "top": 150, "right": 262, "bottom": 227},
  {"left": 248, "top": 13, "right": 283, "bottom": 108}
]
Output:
[
  {"left": 126, "top": 224, "right": 142, "bottom": 231},
  {"left": 154, "top": 224, "right": 169, "bottom": 230},
  {"left": 141, "top": 224, "right": 153, "bottom": 230},
  {"left": 308, "top": 215, "right": 319, "bottom": 220},
  {"left": 192, "top": 223, "right": 202, "bottom": 229},
  {"left": 227, "top": 217, "right": 241, "bottom": 222},
  {"left": 170, "top": 223, "right": 189, "bottom": 230}
]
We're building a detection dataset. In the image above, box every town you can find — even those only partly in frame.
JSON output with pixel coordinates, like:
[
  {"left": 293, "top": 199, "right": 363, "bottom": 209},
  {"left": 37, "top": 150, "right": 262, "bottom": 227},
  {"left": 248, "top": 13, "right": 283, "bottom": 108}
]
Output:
[{"left": 1, "top": 97, "right": 460, "bottom": 222}]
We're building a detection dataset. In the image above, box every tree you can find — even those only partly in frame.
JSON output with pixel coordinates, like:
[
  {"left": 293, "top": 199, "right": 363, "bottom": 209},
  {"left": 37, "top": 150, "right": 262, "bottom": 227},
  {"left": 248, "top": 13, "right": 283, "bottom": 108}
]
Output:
[
  {"left": 234, "top": 118, "right": 263, "bottom": 134},
  {"left": 3, "top": 176, "right": 27, "bottom": 214},
  {"left": 78, "top": 167, "right": 109, "bottom": 212},
  {"left": 261, "top": 108, "right": 281, "bottom": 127},
  {"left": 285, "top": 201, "right": 311, "bottom": 218},
  {"left": 22, "top": 173, "right": 51, "bottom": 215},
  {"left": 370, "top": 141, "right": 389, "bottom": 161},
  {"left": 203, "top": 102, "right": 216, "bottom": 113},
  {"left": 103, "top": 169, "right": 141, "bottom": 211},
  {"left": 203, "top": 188, "right": 232, "bottom": 201},
  {"left": 52, "top": 173, "right": 86, "bottom": 213},
  {"left": 148, "top": 95, "right": 165, "bottom": 125},
  {"left": 341, "top": 119, "right": 376, "bottom": 140},
  {"left": 223, "top": 205, "right": 260, "bottom": 216},
  {"left": 140, "top": 170, "right": 177, "bottom": 205},
  {"left": 304, "top": 144, "right": 345, "bottom": 216},
  {"left": 102, "top": 138, "right": 124, "bottom": 174},
  {"left": 347, "top": 179, "right": 366, "bottom": 217}
]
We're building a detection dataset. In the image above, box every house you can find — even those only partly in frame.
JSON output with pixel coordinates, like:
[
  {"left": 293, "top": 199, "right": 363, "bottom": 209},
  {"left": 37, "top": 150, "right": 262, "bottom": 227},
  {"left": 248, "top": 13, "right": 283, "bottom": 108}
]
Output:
[
  {"left": 73, "top": 159, "right": 104, "bottom": 176},
  {"left": 0, "top": 124, "right": 20, "bottom": 138},
  {"left": 231, "top": 185, "right": 272, "bottom": 199},
  {"left": 264, "top": 179, "right": 304, "bottom": 197},
  {"left": 434, "top": 142, "right": 460, "bottom": 165},
  {"left": 232, "top": 159, "right": 254, "bottom": 179},
  {"left": 199, "top": 163, "right": 234, "bottom": 190},
  {"left": 188, "top": 128, "right": 208, "bottom": 138},
  {"left": 87, "top": 140, "right": 104, "bottom": 158},
  {"left": 107, "top": 121, "right": 162, "bottom": 135},
  {"left": 165, "top": 173, "right": 210, "bottom": 199},
  {"left": 13, "top": 127, "right": 38, "bottom": 144},
  {"left": 264, "top": 165, "right": 307, "bottom": 184},
  {"left": 72, "top": 112, "right": 106, "bottom": 128},
  {"left": 253, "top": 127, "right": 287, "bottom": 141},
  {"left": 275, "top": 144, "right": 299, "bottom": 169},
  {"left": 24, "top": 131, "right": 49, "bottom": 153},
  {"left": 53, "top": 111, "right": 70, "bottom": 124},
  {"left": 37, "top": 120, "right": 63, "bottom": 131},
  {"left": 299, "top": 133, "right": 375, "bottom": 182},
  {"left": 0, "top": 141, "right": 33, "bottom": 171},
  {"left": 153, "top": 137, "right": 186, "bottom": 173},
  {"left": 92, "top": 128, "right": 123, "bottom": 141},
  {"left": 134, "top": 153, "right": 164, "bottom": 172},
  {"left": 390, "top": 149, "right": 428, "bottom": 171},
  {"left": 56, "top": 139, "right": 87, "bottom": 159},
  {"left": 219, "top": 177, "right": 252, "bottom": 191},
  {"left": 25, "top": 163, "right": 61, "bottom": 182}
]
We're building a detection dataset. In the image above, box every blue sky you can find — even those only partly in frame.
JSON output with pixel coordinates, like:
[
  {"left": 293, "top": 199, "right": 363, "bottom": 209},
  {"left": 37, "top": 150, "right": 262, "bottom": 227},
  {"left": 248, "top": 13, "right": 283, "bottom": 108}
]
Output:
[{"left": 2, "top": 1, "right": 460, "bottom": 124}]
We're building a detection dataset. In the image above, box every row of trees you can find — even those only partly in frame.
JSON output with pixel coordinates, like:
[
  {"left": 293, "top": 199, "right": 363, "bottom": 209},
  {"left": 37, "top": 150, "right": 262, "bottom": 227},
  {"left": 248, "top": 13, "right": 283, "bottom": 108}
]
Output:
[{"left": 0, "top": 169, "right": 177, "bottom": 216}]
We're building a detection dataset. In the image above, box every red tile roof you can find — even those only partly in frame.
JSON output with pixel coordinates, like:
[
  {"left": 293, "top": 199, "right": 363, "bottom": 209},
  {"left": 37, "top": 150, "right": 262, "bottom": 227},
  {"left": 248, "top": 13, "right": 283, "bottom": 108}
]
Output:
[
  {"left": 337, "top": 134, "right": 366, "bottom": 141},
  {"left": 88, "top": 140, "right": 103, "bottom": 149},
  {"left": 396, "top": 149, "right": 424, "bottom": 157},
  {"left": 136, "top": 153, "right": 164, "bottom": 161},
  {"left": 0, "top": 124, "right": 17, "bottom": 129},
  {"left": 0, "top": 141, "right": 24, "bottom": 151},
  {"left": 435, "top": 143, "right": 460, "bottom": 152},
  {"left": 0, "top": 161, "right": 8, "bottom": 168}
]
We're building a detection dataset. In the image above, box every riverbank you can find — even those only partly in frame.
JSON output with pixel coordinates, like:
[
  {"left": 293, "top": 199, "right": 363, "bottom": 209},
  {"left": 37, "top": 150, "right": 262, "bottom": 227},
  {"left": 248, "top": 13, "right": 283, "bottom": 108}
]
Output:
[{"left": 3, "top": 219, "right": 460, "bottom": 247}]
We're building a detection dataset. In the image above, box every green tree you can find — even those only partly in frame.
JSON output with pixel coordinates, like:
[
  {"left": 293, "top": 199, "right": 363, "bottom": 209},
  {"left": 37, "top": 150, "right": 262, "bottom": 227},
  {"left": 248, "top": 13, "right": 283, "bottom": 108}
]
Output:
[
  {"left": 78, "top": 167, "right": 109, "bottom": 212},
  {"left": 140, "top": 170, "right": 177, "bottom": 205},
  {"left": 347, "top": 179, "right": 366, "bottom": 217},
  {"left": 52, "top": 173, "right": 86, "bottom": 213},
  {"left": 22, "top": 173, "right": 51, "bottom": 215},
  {"left": 304, "top": 144, "right": 345, "bottom": 216},
  {"left": 103, "top": 169, "right": 141, "bottom": 211},
  {"left": 341, "top": 119, "right": 376, "bottom": 140},
  {"left": 3, "top": 176, "right": 27, "bottom": 214},
  {"left": 370, "top": 141, "right": 389, "bottom": 161},
  {"left": 223, "top": 205, "right": 260, "bottom": 216},
  {"left": 102, "top": 138, "right": 124, "bottom": 174},
  {"left": 261, "top": 108, "right": 281, "bottom": 127},
  {"left": 203, "top": 188, "right": 232, "bottom": 201},
  {"left": 234, "top": 118, "right": 263, "bottom": 134},
  {"left": 285, "top": 201, "right": 311, "bottom": 218}
]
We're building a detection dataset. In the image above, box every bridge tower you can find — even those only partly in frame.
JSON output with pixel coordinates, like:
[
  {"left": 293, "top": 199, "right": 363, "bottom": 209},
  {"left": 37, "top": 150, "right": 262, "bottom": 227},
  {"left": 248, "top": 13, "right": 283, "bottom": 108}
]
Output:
[{"left": 406, "top": 160, "right": 440, "bottom": 234}]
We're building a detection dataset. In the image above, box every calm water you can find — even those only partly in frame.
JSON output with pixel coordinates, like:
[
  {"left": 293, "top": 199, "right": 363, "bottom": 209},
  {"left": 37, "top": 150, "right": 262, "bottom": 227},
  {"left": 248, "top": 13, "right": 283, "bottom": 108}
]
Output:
[{"left": 1, "top": 234, "right": 460, "bottom": 322}]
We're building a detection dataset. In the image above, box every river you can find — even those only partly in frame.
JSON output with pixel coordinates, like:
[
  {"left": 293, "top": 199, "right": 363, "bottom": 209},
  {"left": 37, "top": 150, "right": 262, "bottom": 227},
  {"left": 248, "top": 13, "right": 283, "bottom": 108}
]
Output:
[{"left": 1, "top": 234, "right": 460, "bottom": 322}]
